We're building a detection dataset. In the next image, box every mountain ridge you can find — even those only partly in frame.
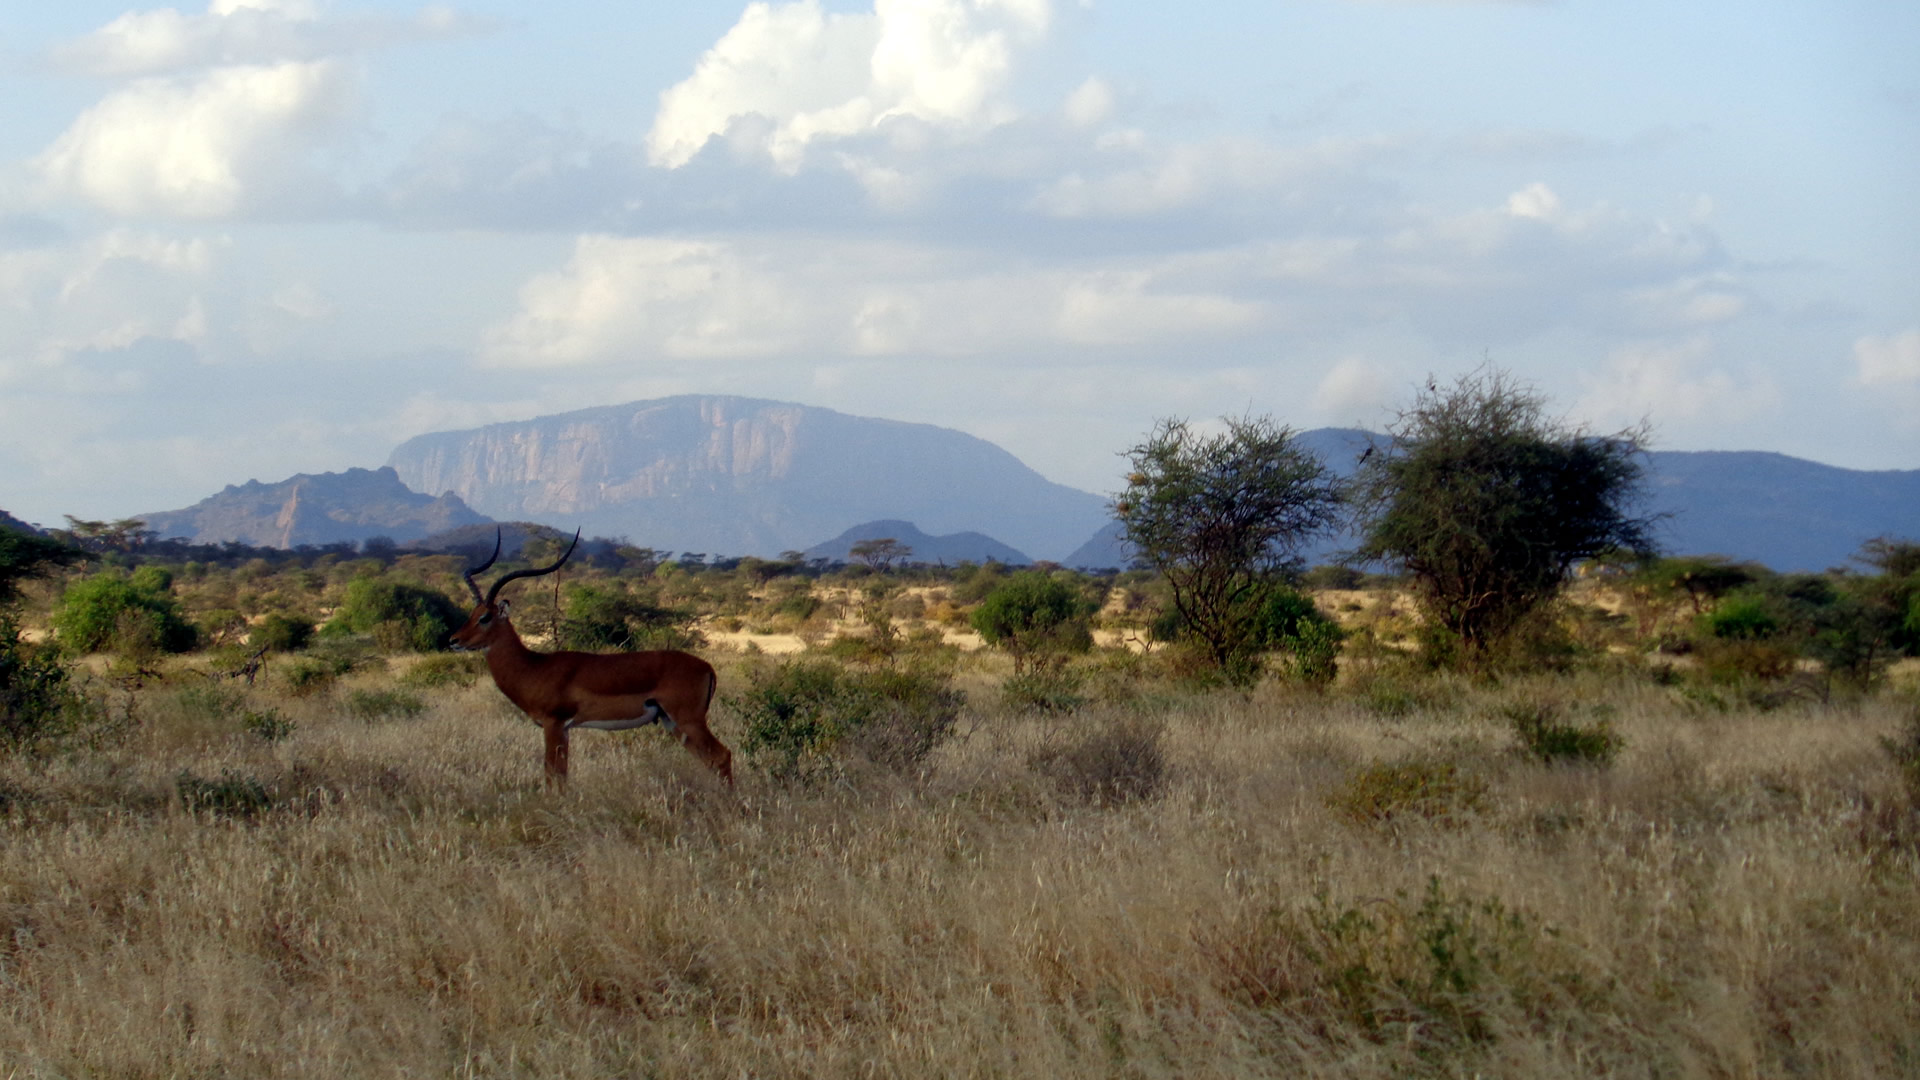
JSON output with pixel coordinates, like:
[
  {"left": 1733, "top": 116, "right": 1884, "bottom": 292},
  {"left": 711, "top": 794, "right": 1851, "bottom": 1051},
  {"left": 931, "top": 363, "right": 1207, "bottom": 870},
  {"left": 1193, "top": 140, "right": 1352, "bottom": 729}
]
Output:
[
  {"left": 802, "top": 520, "right": 1032, "bottom": 566},
  {"left": 139, "top": 466, "right": 492, "bottom": 549},
  {"left": 122, "top": 398, "right": 1918, "bottom": 573},
  {"left": 386, "top": 394, "right": 1111, "bottom": 561}
]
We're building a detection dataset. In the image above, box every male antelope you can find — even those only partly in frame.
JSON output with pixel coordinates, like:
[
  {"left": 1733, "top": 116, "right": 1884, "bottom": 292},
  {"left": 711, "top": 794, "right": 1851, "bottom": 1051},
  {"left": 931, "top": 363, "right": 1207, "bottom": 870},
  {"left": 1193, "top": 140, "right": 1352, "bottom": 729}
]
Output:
[{"left": 449, "top": 530, "right": 733, "bottom": 788}]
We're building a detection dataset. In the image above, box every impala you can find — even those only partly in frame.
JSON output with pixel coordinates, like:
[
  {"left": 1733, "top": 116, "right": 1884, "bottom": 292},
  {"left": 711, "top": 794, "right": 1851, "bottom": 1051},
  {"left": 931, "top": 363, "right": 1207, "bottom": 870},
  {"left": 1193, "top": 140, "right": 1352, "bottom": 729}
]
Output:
[{"left": 450, "top": 530, "right": 733, "bottom": 788}]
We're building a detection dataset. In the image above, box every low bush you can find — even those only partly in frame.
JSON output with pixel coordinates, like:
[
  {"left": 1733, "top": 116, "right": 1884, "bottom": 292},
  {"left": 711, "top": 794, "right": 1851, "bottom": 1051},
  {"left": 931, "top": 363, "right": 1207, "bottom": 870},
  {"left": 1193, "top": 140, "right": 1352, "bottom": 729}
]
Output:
[
  {"left": 250, "top": 613, "right": 313, "bottom": 652},
  {"left": 1000, "top": 666, "right": 1089, "bottom": 714},
  {"left": 1504, "top": 702, "right": 1623, "bottom": 767},
  {"left": 243, "top": 706, "right": 294, "bottom": 742},
  {"left": 0, "top": 616, "right": 92, "bottom": 750},
  {"left": 1209, "top": 878, "right": 1582, "bottom": 1051},
  {"left": 52, "top": 570, "right": 196, "bottom": 655},
  {"left": 1027, "top": 718, "right": 1168, "bottom": 807},
  {"left": 1697, "top": 640, "right": 1796, "bottom": 684},
  {"left": 558, "top": 583, "right": 704, "bottom": 652},
  {"left": 321, "top": 576, "right": 465, "bottom": 653},
  {"left": 343, "top": 688, "right": 427, "bottom": 724},
  {"left": 1327, "top": 758, "right": 1486, "bottom": 825},
  {"left": 175, "top": 770, "right": 273, "bottom": 819},
  {"left": 1279, "top": 618, "right": 1344, "bottom": 687},
  {"left": 970, "top": 572, "right": 1094, "bottom": 673},
  {"left": 736, "top": 660, "right": 963, "bottom": 780},
  {"left": 282, "top": 660, "right": 337, "bottom": 697},
  {"left": 1705, "top": 593, "right": 1780, "bottom": 640},
  {"left": 400, "top": 653, "right": 484, "bottom": 689}
]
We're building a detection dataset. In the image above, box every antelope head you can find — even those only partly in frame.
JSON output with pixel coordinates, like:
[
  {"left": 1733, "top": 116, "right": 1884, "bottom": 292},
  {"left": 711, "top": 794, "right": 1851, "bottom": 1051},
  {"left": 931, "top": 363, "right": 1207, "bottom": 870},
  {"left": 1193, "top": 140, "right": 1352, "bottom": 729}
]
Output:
[{"left": 449, "top": 528, "right": 581, "bottom": 653}]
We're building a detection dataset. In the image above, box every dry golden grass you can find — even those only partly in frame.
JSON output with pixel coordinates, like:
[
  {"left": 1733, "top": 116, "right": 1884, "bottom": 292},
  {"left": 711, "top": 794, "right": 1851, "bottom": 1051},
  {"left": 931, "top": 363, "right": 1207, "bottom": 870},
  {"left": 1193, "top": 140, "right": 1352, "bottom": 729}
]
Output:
[{"left": 1, "top": 660, "right": 1917, "bottom": 1078}]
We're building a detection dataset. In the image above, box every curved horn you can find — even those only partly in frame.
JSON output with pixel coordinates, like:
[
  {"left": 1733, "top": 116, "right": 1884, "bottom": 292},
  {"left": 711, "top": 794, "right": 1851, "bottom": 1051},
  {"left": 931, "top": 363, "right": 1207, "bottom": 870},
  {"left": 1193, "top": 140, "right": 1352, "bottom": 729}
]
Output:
[
  {"left": 463, "top": 528, "right": 504, "bottom": 604},
  {"left": 484, "top": 529, "right": 581, "bottom": 606}
]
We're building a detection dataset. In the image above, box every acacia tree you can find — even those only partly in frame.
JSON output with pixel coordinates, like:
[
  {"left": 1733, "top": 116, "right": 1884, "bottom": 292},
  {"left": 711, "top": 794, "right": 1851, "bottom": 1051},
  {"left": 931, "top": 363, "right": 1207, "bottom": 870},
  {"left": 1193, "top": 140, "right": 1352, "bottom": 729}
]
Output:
[
  {"left": 0, "top": 528, "right": 82, "bottom": 604},
  {"left": 1115, "top": 415, "right": 1343, "bottom": 682},
  {"left": 850, "top": 538, "right": 912, "bottom": 572},
  {"left": 1354, "top": 368, "right": 1656, "bottom": 661}
]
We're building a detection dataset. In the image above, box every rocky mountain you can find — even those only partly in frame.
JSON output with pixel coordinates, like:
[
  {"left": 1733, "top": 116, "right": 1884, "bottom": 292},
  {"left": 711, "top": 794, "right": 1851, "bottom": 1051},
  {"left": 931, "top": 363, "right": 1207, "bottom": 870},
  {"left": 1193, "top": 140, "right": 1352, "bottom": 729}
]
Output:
[
  {"left": 140, "top": 467, "right": 492, "bottom": 548},
  {"left": 802, "top": 520, "right": 1031, "bottom": 566},
  {"left": 387, "top": 395, "right": 1110, "bottom": 561},
  {"left": 1060, "top": 428, "right": 1920, "bottom": 573}
]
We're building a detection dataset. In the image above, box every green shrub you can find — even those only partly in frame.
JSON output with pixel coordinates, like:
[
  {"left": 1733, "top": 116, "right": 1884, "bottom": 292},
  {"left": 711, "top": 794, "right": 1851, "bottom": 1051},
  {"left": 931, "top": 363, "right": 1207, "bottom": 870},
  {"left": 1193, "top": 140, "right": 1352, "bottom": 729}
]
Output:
[
  {"left": 343, "top": 688, "right": 426, "bottom": 724},
  {"left": 1706, "top": 593, "right": 1780, "bottom": 640},
  {"left": 321, "top": 576, "right": 465, "bottom": 653},
  {"left": 1697, "top": 639, "right": 1797, "bottom": 684},
  {"left": 282, "top": 659, "right": 338, "bottom": 697},
  {"left": 970, "top": 572, "right": 1094, "bottom": 673},
  {"left": 1503, "top": 702, "right": 1622, "bottom": 767},
  {"left": 1327, "top": 758, "right": 1486, "bottom": 825},
  {"left": 194, "top": 608, "right": 248, "bottom": 647},
  {"left": 1361, "top": 679, "right": 1439, "bottom": 719},
  {"left": 0, "top": 616, "right": 91, "bottom": 750},
  {"left": 768, "top": 591, "right": 821, "bottom": 621},
  {"left": 174, "top": 683, "right": 245, "bottom": 725},
  {"left": 1001, "top": 666, "right": 1089, "bottom": 714},
  {"left": 736, "top": 660, "right": 963, "bottom": 779},
  {"left": 176, "top": 770, "right": 273, "bottom": 818},
  {"left": 1027, "top": 719, "right": 1168, "bottom": 806},
  {"left": 1210, "top": 879, "right": 1567, "bottom": 1050},
  {"left": 251, "top": 613, "right": 313, "bottom": 652},
  {"left": 401, "top": 653, "right": 484, "bottom": 689},
  {"left": 51, "top": 570, "right": 196, "bottom": 655},
  {"left": 243, "top": 707, "right": 294, "bottom": 742},
  {"left": 1279, "top": 618, "right": 1345, "bottom": 687},
  {"left": 558, "top": 583, "right": 704, "bottom": 651},
  {"left": 1302, "top": 565, "right": 1364, "bottom": 590}
]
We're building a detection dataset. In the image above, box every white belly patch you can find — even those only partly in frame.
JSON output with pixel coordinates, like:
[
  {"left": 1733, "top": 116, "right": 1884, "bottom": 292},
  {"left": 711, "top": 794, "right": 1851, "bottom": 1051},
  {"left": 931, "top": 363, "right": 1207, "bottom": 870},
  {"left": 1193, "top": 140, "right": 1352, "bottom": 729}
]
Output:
[{"left": 568, "top": 698, "right": 678, "bottom": 734}]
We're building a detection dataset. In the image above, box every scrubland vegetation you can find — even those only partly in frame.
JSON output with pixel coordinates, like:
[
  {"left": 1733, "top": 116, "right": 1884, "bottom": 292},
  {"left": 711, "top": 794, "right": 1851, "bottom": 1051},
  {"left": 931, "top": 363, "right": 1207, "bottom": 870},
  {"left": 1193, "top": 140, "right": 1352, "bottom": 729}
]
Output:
[
  {"left": 3, "top": 374, "right": 1918, "bottom": 1076},
  {"left": 0, "top": 533, "right": 1918, "bottom": 1078}
]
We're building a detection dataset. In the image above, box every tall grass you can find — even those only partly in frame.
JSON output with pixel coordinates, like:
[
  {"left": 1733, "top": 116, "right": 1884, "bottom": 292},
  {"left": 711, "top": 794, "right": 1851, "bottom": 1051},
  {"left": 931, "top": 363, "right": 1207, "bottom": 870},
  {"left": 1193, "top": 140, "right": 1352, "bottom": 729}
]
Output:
[{"left": 0, "top": 662, "right": 1915, "bottom": 1077}]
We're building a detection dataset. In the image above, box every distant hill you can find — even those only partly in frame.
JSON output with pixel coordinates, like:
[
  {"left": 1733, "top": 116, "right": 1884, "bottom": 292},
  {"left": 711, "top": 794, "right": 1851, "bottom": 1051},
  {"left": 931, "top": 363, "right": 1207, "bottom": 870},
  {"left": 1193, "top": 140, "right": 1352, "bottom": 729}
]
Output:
[
  {"left": 0, "top": 509, "right": 41, "bottom": 535},
  {"left": 387, "top": 395, "right": 1109, "bottom": 561},
  {"left": 1060, "top": 428, "right": 1920, "bottom": 573},
  {"left": 802, "top": 520, "right": 1031, "bottom": 566},
  {"left": 1638, "top": 451, "right": 1920, "bottom": 572},
  {"left": 140, "top": 467, "right": 493, "bottom": 548},
  {"left": 1062, "top": 522, "right": 1129, "bottom": 570}
]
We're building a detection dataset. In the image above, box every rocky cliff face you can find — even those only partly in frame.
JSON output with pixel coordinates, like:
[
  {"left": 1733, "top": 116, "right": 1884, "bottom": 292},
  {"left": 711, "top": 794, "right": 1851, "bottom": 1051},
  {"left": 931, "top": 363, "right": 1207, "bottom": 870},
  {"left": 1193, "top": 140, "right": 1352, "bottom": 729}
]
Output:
[
  {"left": 387, "top": 396, "right": 1112, "bottom": 560},
  {"left": 140, "top": 467, "right": 492, "bottom": 548}
]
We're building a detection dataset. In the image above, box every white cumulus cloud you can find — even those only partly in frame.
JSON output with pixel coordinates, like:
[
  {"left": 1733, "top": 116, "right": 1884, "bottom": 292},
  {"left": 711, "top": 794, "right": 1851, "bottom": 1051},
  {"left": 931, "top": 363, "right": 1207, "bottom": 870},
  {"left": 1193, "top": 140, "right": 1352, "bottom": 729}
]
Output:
[
  {"left": 50, "top": 0, "right": 481, "bottom": 78},
  {"left": 1854, "top": 328, "right": 1920, "bottom": 385},
  {"left": 0, "top": 229, "right": 218, "bottom": 384},
  {"left": 33, "top": 60, "right": 352, "bottom": 218},
  {"left": 481, "top": 236, "right": 818, "bottom": 367},
  {"left": 1312, "top": 355, "right": 1394, "bottom": 419},
  {"left": 482, "top": 233, "right": 1267, "bottom": 368},
  {"left": 647, "top": 0, "right": 1053, "bottom": 171},
  {"left": 1573, "top": 338, "right": 1779, "bottom": 428}
]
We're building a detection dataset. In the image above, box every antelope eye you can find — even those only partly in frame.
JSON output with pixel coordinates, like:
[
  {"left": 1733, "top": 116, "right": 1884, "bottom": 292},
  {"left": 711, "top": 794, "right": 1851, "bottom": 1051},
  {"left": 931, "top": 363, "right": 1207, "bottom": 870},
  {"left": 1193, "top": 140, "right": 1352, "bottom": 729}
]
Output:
[{"left": 478, "top": 613, "right": 492, "bottom": 625}]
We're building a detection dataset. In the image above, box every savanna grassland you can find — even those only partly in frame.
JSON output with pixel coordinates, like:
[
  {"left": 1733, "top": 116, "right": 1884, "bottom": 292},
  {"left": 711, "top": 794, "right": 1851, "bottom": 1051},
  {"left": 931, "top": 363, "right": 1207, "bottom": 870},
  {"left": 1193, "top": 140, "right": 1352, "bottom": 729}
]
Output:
[{"left": 2, "top": 546, "right": 1919, "bottom": 1078}]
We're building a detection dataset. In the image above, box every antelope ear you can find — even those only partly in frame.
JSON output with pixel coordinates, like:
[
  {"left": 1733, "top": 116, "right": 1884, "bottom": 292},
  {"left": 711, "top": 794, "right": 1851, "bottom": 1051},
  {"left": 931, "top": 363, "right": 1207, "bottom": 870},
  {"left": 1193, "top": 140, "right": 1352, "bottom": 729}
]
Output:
[{"left": 497, "top": 599, "right": 512, "bottom": 617}]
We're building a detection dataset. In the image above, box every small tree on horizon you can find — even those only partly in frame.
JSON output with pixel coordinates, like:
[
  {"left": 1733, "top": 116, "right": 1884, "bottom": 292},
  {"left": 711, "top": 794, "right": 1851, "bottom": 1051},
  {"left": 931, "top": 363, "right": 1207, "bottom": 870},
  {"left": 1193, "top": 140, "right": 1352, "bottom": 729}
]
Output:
[
  {"left": 1115, "top": 415, "right": 1344, "bottom": 684},
  {"left": 850, "top": 538, "right": 913, "bottom": 572}
]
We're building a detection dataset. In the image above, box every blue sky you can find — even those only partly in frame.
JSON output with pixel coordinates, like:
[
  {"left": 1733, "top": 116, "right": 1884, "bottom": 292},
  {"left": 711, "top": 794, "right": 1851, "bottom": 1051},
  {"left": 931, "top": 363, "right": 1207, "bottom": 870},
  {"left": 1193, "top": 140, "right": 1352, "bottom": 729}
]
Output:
[{"left": 2, "top": 0, "right": 1915, "bottom": 528}]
